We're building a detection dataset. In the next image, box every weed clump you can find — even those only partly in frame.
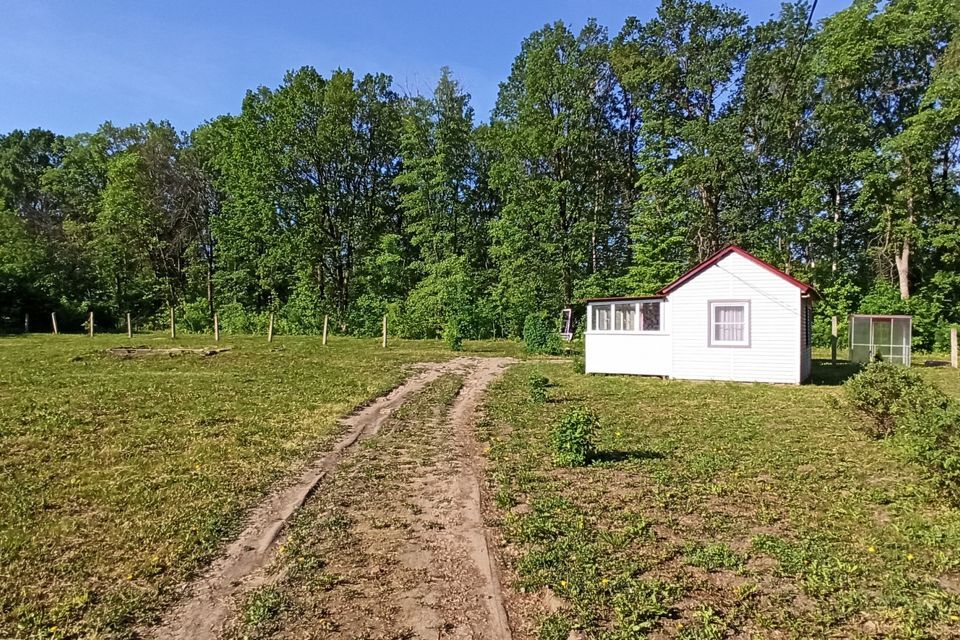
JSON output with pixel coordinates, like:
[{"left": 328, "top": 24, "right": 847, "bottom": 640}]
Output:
[
  {"left": 845, "top": 361, "right": 946, "bottom": 437},
  {"left": 528, "top": 374, "right": 550, "bottom": 403},
  {"left": 443, "top": 317, "right": 464, "bottom": 351},
  {"left": 523, "top": 312, "right": 563, "bottom": 355},
  {"left": 551, "top": 407, "right": 598, "bottom": 467}
]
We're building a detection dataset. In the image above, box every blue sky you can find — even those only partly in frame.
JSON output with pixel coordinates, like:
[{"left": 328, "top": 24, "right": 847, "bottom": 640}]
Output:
[{"left": 1, "top": 1, "right": 850, "bottom": 136}]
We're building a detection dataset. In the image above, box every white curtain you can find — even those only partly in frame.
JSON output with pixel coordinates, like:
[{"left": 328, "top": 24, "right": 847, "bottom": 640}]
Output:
[
  {"left": 714, "top": 305, "right": 744, "bottom": 342},
  {"left": 615, "top": 304, "right": 636, "bottom": 331}
]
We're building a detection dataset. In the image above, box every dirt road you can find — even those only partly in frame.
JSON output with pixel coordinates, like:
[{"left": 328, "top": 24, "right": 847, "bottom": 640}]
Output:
[{"left": 147, "top": 356, "right": 514, "bottom": 640}]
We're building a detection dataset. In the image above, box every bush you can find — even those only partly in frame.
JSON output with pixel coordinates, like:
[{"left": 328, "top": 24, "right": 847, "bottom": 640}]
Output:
[
  {"left": 844, "top": 361, "right": 947, "bottom": 437},
  {"left": 523, "top": 312, "right": 563, "bottom": 355},
  {"left": 180, "top": 299, "right": 213, "bottom": 333},
  {"left": 443, "top": 317, "right": 464, "bottom": 351},
  {"left": 551, "top": 407, "right": 598, "bottom": 467},
  {"left": 845, "top": 361, "right": 960, "bottom": 502},
  {"left": 528, "top": 374, "right": 549, "bottom": 403}
]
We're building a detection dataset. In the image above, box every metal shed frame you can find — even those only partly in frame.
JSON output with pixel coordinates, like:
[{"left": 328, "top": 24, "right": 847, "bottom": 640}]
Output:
[{"left": 848, "top": 314, "right": 912, "bottom": 366}]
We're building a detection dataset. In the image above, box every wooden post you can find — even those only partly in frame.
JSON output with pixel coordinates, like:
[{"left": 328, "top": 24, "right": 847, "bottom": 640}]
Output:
[
  {"left": 51, "top": 312, "right": 58, "bottom": 335},
  {"left": 381, "top": 314, "right": 387, "bottom": 348},
  {"left": 322, "top": 315, "right": 329, "bottom": 346},
  {"left": 267, "top": 312, "right": 274, "bottom": 343},
  {"left": 951, "top": 327, "right": 958, "bottom": 369},
  {"left": 169, "top": 306, "right": 176, "bottom": 339},
  {"left": 831, "top": 316, "right": 838, "bottom": 365},
  {"left": 88, "top": 311, "right": 94, "bottom": 338},
  {"left": 213, "top": 312, "right": 220, "bottom": 342},
  {"left": 126, "top": 313, "right": 132, "bottom": 339},
  {"left": 24, "top": 313, "right": 29, "bottom": 333}
]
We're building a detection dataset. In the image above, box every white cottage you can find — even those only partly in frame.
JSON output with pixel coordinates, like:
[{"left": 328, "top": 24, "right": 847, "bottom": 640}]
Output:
[{"left": 585, "top": 245, "right": 818, "bottom": 384}]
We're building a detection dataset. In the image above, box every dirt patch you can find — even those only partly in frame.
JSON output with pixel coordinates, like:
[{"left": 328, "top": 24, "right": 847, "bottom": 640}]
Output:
[
  {"left": 222, "top": 357, "right": 516, "bottom": 639},
  {"left": 144, "top": 356, "right": 491, "bottom": 640},
  {"left": 106, "top": 346, "right": 231, "bottom": 358}
]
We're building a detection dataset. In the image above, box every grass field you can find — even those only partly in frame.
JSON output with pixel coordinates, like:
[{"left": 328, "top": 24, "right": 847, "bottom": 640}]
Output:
[
  {"left": 481, "top": 360, "right": 960, "bottom": 639},
  {"left": 0, "top": 333, "right": 518, "bottom": 639}
]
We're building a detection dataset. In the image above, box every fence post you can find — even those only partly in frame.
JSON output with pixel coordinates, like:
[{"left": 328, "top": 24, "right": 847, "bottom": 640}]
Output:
[
  {"left": 126, "top": 312, "right": 132, "bottom": 339},
  {"left": 382, "top": 315, "right": 387, "bottom": 348},
  {"left": 322, "top": 315, "right": 328, "bottom": 346},
  {"left": 51, "top": 312, "right": 58, "bottom": 335},
  {"left": 831, "top": 316, "right": 838, "bottom": 365},
  {"left": 267, "top": 312, "right": 274, "bottom": 343},
  {"left": 169, "top": 305, "right": 176, "bottom": 339},
  {"left": 214, "top": 312, "right": 220, "bottom": 342},
  {"left": 951, "top": 326, "right": 958, "bottom": 369},
  {"left": 24, "top": 313, "right": 29, "bottom": 333},
  {"left": 88, "top": 311, "right": 94, "bottom": 338}
]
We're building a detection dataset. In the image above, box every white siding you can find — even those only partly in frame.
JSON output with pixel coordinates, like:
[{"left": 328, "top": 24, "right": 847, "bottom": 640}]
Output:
[
  {"left": 585, "top": 333, "right": 672, "bottom": 376},
  {"left": 669, "top": 252, "right": 802, "bottom": 384}
]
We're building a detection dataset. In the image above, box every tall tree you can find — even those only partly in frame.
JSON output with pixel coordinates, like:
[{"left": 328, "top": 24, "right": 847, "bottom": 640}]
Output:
[{"left": 490, "top": 20, "right": 628, "bottom": 331}]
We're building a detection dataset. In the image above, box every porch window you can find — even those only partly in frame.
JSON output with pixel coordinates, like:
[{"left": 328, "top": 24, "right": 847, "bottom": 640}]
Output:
[
  {"left": 640, "top": 301, "right": 661, "bottom": 331},
  {"left": 709, "top": 301, "right": 749, "bottom": 347},
  {"left": 592, "top": 304, "right": 612, "bottom": 331},
  {"left": 614, "top": 303, "right": 636, "bottom": 331}
]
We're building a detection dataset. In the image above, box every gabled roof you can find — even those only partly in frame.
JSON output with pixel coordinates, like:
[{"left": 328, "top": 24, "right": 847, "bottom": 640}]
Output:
[{"left": 658, "top": 245, "right": 820, "bottom": 299}]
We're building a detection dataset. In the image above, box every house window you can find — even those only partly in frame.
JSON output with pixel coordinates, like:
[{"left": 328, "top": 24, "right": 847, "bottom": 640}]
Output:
[
  {"left": 592, "top": 304, "right": 612, "bottom": 331},
  {"left": 614, "top": 303, "right": 636, "bottom": 331},
  {"left": 709, "top": 301, "right": 750, "bottom": 347},
  {"left": 640, "top": 301, "right": 661, "bottom": 331}
]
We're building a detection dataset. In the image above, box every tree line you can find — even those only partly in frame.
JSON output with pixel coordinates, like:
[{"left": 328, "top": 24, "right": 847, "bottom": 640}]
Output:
[{"left": 1, "top": 0, "right": 958, "bottom": 347}]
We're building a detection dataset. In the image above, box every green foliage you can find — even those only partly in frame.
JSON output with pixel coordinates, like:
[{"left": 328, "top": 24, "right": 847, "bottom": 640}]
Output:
[
  {"left": 241, "top": 586, "right": 286, "bottom": 637},
  {"left": 528, "top": 374, "right": 550, "bottom": 403},
  {"left": 845, "top": 361, "right": 947, "bottom": 437},
  {"left": 1, "top": 0, "right": 960, "bottom": 345},
  {"left": 179, "top": 299, "right": 213, "bottom": 333},
  {"left": 443, "top": 316, "right": 464, "bottom": 351},
  {"left": 684, "top": 542, "right": 744, "bottom": 572},
  {"left": 523, "top": 313, "right": 562, "bottom": 355},
  {"left": 551, "top": 407, "right": 598, "bottom": 467},
  {"left": 846, "top": 360, "right": 960, "bottom": 501}
]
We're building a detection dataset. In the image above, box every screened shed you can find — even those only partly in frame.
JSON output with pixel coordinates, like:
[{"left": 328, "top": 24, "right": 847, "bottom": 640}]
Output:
[{"left": 848, "top": 314, "right": 912, "bottom": 365}]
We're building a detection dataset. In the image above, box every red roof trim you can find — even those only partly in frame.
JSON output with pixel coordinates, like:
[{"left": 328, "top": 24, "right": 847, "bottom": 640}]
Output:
[
  {"left": 583, "top": 295, "right": 666, "bottom": 303},
  {"left": 658, "top": 245, "right": 820, "bottom": 299}
]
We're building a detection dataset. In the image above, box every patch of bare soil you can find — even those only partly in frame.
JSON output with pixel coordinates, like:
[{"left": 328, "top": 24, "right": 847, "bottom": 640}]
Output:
[
  {"left": 106, "top": 346, "right": 231, "bottom": 358},
  {"left": 146, "top": 356, "right": 515, "bottom": 640},
  {"left": 222, "top": 357, "right": 515, "bottom": 640},
  {"left": 145, "top": 357, "right": 491, "bottom": 640}
]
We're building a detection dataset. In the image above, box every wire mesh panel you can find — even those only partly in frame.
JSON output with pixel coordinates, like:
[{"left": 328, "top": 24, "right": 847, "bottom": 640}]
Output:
[{"left": 849, "top": 314, "right": 912, "bottom": 365}]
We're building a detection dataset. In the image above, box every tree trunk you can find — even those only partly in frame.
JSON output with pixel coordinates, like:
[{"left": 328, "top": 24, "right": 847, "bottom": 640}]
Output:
[{"left": 895, "top": 237, "right": 910, "bottom": 300}]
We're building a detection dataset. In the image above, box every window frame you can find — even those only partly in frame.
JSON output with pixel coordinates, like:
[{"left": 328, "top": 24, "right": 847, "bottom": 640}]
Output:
[
  {"left": 708, "top": 300, "right": 751, "bottom": 348},
  {"left": 639, "top": 301, "right": 662, "bottom": 332},
  {"left": 588, "top": 300, "right": 665, "bottom": 334},
  {"left": 614, "top": 302, "right": 637, "bottom": 332},
  {"left": 591, "top": 303, "right": 612, "bottom": 332}
]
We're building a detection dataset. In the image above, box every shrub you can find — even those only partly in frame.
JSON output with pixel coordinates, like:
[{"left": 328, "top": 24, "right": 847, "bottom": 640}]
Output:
[
  {"left": 528, "top": 374, "right": 549, "bottom": 403},
  {"left": 180, "top": 299, "right": 213, "bottom": 333},
  {"left": 844, "top": 361, "right": 947, "bottom": 437},
  {"left": 523, "top": 312, "right": 563, "bottom": 355},
  {"left": 551, "top": 407, "right": 598, "bottom": 467},
  {"left": 443, "top": 317, "right": 464, "bottom": 351}
]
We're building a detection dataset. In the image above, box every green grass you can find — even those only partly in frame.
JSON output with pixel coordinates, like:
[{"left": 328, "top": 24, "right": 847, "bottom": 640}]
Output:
[
  {"left": 481, "top": 360, "right": 960, "bottom": 639},
  {"left": 0, "top": 333, "right": 516, "bottom": 639}
]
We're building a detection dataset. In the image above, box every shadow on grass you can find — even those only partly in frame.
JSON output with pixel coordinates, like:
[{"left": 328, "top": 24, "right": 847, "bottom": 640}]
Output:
[
  {"left": 809, "top": 359, "right": 861, "bottom": 386},
  {"left": 591, "top": 449, "right": 665, "bottom": 465}
]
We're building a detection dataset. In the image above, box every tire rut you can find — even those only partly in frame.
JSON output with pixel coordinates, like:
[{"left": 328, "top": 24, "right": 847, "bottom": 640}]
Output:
[{"left": 145, "top": 357, "right": 486, "bottom": 640}]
